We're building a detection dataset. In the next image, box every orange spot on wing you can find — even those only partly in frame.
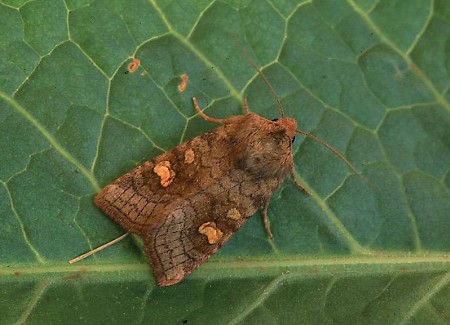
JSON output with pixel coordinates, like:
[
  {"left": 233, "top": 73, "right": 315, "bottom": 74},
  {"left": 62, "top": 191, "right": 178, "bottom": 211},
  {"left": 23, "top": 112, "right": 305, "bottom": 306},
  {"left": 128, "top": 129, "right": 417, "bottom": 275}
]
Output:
[
  {"left": 153, "top": 161, "right": 175, "bottom": 187},
  {"left": 226, "top": 208, "right": 241, "bottom": 220},
  {"left": 184, "top": 148, "right": 195, "bottom": 164},
  {"left": 198, "top": 222, "right": 223, "bottom": 244}
]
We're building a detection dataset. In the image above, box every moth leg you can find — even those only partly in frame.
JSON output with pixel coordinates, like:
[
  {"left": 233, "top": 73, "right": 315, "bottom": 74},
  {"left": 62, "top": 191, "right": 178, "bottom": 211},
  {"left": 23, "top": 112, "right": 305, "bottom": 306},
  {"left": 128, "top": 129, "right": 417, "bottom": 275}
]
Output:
[
  {"left": 192, "top": 97, "right": 225, "bottom": 124},
  {"left": 243, "top": 97, "right": 251, "bottom": 114},
  {"left": 262, "top": 199, "right": 274, "bottom": 240},
  {"left": 290, "top": 167, "right": 311, "bottom": 195}
]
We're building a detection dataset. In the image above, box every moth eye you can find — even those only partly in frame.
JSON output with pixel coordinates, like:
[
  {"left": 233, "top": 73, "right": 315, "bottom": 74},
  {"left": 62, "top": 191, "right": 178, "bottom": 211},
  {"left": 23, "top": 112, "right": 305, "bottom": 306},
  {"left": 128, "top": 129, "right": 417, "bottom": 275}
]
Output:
[
  {"left": 292, "top": 136, "right": 296, "bottom": 144},
  {"left": 271, "top": 118, "right": 278, "bottom": 122}
]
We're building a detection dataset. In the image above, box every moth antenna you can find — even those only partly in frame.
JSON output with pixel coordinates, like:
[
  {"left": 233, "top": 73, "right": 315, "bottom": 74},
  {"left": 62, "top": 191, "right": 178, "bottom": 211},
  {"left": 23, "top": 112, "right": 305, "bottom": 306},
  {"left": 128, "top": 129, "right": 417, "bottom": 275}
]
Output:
[
  {"left": 69, "top": 232, "right": 129, "bottom": 264},
  {"left": 296, "top": 130, "right": 371, "bottom": 186},
  {"left": 239, "top": 49, "right": 285, "bottom": 118}
]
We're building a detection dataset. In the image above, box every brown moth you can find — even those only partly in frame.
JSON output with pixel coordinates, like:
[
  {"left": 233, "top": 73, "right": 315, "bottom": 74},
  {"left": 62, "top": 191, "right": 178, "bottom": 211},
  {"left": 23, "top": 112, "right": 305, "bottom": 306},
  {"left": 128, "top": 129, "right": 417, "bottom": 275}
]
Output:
[
  {"left": 94, "top": 96, "right": 310, "bottom": 286},
  {"left": 86, "top": 60, "right": 363, "bottom": 286}
]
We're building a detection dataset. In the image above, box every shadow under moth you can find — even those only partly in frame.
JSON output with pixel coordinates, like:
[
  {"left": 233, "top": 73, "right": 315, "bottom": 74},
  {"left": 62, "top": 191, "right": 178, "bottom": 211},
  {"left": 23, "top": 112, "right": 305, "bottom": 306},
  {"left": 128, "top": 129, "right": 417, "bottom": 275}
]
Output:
[{"left": 71, "top": 65, "right": 361, "bottom": 287}]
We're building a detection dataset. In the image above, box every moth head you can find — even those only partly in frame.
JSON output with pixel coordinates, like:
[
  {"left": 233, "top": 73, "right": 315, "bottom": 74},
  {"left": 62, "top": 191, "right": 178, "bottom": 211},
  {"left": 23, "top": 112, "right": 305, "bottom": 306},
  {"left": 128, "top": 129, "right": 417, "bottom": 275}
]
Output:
[
  {"left": 272, "top": 117, "right": 297, "bottom": 142},
  {"left": 265, "top": 117, "right": 297, "bottom": 152}
]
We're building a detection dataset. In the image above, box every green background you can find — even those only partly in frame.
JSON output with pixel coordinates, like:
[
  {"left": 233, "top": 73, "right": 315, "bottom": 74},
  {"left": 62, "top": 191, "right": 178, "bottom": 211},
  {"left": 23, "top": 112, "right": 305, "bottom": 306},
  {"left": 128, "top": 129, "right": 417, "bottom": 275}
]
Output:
[{"left": 1, "top": 0, "right": 449, "bottom": 324}]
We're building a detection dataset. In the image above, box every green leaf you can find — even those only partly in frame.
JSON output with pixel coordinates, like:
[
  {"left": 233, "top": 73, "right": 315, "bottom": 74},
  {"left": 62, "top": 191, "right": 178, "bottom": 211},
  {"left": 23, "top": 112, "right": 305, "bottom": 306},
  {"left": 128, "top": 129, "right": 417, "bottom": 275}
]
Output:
[{"left": 1, "top": 0, "right": 449, "bottom": 324}]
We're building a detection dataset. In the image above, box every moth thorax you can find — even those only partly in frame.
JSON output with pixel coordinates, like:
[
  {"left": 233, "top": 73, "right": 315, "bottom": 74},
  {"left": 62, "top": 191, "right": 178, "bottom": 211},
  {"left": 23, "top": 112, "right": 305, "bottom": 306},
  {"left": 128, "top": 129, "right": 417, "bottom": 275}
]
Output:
[{"left": 239, "top": 130, "right": 293, "bottom": 178}]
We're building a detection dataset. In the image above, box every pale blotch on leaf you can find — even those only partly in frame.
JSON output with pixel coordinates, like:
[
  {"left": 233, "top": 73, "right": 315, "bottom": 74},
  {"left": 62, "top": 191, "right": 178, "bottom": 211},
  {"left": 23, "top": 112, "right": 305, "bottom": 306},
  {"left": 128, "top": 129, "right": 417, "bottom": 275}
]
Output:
[
  {"left": 178, "top": 73, "right": 189, "bottom": 92},
  {"left": 128, "top": 58, "right": 140, "bottom": 73}
]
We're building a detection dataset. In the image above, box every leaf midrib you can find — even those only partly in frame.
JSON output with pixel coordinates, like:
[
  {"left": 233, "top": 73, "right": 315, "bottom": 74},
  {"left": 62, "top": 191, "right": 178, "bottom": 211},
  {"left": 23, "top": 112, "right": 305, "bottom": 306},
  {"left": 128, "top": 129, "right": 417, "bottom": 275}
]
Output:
[{"left": 2, "top": 254, "right": 449, "bottom": 277}]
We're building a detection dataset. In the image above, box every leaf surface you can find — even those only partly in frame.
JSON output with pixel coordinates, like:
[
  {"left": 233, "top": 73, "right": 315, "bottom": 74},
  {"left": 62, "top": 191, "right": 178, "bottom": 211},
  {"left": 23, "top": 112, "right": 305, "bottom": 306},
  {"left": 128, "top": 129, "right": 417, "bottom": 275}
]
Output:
[{"left": 1, "top": 0, "right": 449, "bottom": 324}]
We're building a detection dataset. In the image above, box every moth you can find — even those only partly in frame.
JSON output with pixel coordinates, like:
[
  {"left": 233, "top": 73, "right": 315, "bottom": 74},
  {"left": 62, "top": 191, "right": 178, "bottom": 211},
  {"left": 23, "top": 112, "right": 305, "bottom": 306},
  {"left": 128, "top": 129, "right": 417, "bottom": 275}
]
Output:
[{"left": 72, "top": 66, "right": 360, "bottom": 286}]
